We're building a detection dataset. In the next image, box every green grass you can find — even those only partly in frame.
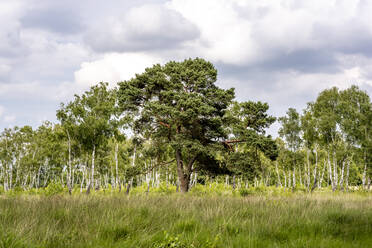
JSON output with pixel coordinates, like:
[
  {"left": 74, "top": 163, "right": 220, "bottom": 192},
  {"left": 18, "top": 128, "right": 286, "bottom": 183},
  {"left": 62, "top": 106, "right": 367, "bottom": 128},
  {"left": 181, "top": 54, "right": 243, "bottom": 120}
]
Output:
[{"left": 0, "top": 192, "right": 371, "bottom": 247}]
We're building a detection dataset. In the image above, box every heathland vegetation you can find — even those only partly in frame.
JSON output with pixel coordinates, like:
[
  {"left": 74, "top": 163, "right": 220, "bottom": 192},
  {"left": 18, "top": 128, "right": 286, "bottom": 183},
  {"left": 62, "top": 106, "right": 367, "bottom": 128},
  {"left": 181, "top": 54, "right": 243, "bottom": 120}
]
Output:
[
  {"left": 0, "top": 58, "right": 372, "bottom": 247},
  {"left": 0, "top": 58, "right": 371, "bottom": 193}
]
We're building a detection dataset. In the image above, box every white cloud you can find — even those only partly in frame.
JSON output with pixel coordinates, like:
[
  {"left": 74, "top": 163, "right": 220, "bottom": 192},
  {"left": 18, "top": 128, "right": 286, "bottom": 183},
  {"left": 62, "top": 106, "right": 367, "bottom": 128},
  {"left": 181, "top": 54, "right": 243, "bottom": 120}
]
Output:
[
  {"left": 0, "top": 1, "right": 27, "bottom": 58},
  {"left": 0, "top": 106, "right": 16, "bottom": 126},
  {"left": 168, "top": 0, "right": 372, "bottom": 66},
  {"left": 74, "top": 53, "right": 164, "bottom": 88},
  {"left": 0, "top": 105, "right": 4, "bottom": 118},
  {"left": 167, "top": 0, "right": 258, "bottom": 64},
  {"left": 3, "top": 115, "right": 16, "bottom": 123},
  {"left": 0, "top": 64, "right": 11, "bottom": 76},
  {"left": 85, "top": 3, "right": 199, "bottom": 53}
]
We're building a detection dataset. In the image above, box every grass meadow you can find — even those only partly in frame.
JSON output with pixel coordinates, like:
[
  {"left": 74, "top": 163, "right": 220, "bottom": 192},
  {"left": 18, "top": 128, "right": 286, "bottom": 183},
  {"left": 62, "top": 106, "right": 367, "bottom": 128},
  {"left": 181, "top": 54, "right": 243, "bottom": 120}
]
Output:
[{"left": 0, "top": 188, "right": 371, "bottom": 248}]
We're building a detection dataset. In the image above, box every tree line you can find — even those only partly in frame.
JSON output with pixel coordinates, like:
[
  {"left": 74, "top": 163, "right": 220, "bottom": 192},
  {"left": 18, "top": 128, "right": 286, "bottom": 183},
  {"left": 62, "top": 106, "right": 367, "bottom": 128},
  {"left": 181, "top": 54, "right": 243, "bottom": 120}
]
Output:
[{"left": 0, "top": 58, "right": 371, "bottom": 193}]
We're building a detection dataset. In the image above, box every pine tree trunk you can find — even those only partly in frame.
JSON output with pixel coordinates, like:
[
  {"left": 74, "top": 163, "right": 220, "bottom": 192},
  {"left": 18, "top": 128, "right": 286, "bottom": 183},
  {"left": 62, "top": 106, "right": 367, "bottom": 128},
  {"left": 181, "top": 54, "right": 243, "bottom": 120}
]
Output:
[
  {"left": 175, "top": 149, "right": 196, "bottom": 193},
  {"left": 176, "top": 180, "right": 179, "bottom": 192},
  {"left": 179, "top": 174, "right": 190, "bottom": 193}
]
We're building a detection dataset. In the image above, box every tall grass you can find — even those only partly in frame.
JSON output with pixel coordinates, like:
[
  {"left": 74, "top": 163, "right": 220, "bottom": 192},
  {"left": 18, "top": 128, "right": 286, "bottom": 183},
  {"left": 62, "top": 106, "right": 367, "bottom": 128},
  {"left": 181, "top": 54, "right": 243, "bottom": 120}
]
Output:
[{"left": 0, "top": 193, "right": 371, "bottom": 247}]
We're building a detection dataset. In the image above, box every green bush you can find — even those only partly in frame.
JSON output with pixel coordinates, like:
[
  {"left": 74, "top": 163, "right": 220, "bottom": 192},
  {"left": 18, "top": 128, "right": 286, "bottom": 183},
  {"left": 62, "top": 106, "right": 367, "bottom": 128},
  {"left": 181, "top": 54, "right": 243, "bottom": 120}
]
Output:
[
  {"left": 190, "top": 183, "right": 232, "bottom": 196},
  {"left": 153, "top": 183, "right": 176, "bottom": 195},
  {"left": 44, "top": 182, "right": 64, "bottom": 196},
  {"left": 239, "top": 188, "right": 253, "bottom": 196}
]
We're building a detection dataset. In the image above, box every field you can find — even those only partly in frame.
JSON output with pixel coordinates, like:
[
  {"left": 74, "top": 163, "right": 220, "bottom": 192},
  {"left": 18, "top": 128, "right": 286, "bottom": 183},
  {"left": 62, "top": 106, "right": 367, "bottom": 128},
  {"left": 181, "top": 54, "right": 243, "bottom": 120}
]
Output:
[{"left": 0, "top": 189, "right": 372, "bottom": 248}]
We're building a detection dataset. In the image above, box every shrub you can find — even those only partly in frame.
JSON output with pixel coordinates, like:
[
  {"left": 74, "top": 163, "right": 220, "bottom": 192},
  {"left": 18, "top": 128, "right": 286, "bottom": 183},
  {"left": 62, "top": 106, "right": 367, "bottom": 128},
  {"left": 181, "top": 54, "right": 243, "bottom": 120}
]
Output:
[
  {"left": 190, "top": 183, "right": 232, "bottom": 196},
  {"left": 44, "top": 182, "right": 64, "bottom": 196},
  {"left": 239, "top": 188, "right": 253, "bottom": 196}
]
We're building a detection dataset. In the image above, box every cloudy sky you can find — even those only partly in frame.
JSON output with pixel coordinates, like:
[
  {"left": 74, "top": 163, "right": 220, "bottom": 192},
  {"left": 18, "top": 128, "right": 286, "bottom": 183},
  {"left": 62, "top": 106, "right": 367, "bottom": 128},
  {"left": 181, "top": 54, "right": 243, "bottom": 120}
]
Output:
[{"left": 1, "top": 0, "right": 372, "bottom": 135}]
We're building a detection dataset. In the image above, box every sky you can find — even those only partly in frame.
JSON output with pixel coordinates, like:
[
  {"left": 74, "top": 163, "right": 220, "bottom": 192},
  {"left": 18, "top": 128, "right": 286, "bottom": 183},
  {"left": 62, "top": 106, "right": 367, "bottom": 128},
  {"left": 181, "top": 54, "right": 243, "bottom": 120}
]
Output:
[{"left": 1, "top": 0, "right": 372, "bottom": 135}]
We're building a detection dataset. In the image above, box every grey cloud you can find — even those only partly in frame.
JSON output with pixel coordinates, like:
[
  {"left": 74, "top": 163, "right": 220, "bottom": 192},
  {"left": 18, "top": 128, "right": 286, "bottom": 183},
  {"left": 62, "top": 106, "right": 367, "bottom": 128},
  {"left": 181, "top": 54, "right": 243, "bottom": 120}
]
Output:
[
  {"left": 260, "top": 50, "right": 340, "bottom": 73},
  {"left": 0, "top": 28, "right": 28, "bottom": 58},
  {"left": 21, "top": 5, "right": 83, "bottom": 34},
  {"left": 312, "top": 21, "right": 372, "bottom": 57},
  {"left": 84, "top": 4, "right": 200, "bottom": 53},
  {"left": 229, "top": 1, "right": 372, "bottom": 75}
]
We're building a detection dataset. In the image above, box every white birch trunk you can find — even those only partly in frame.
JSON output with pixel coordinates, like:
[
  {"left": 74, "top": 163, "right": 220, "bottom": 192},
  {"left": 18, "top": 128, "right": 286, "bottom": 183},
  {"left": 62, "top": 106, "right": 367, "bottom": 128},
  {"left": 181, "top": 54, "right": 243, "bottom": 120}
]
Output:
[
  {"left": 333, "top": 152, "right": 337, "bottom": 190},
  {"left": 9, "top": 164, "right": 13, "bottom": 190},
  {"left": 80, "top": 167, "right": 85, "bottom": 193},
  {"left": 115, "top": 142, "right": 119, "bottom": 188},
  {"left": 67, "top": 131, "right": 72, "bottom": 193},
  {"left": 275, "top": 162, "right": 282, "bottom": 187},
  {"left": 319, "top": 161, "right": 326, "bottom": 188},
  {"left": 284, "top": 170, "right": 287, "bottom": 188},
  {"left": 345, "top": 159, "right": 350, "bottom": 192},
  {"left": 311, "top": 163, "right": 317, "bottom": 192},
  {"left": 91, "top": 145, "right": 96, "bottom": 189},
  {"left": 328, "top": 152, "right": 334, "bottom": 191},
  {"left": 362, "top": 160, "right": 367, "bottom": 188},
  {"left": 339, "top": 159, "right": 345, "bottom": 190},
  {"left": 307, "top": 149, "right": 310, "bottom": 189},
  {"left": 132, "top": 144, "right": 136, "bottom": 167}
]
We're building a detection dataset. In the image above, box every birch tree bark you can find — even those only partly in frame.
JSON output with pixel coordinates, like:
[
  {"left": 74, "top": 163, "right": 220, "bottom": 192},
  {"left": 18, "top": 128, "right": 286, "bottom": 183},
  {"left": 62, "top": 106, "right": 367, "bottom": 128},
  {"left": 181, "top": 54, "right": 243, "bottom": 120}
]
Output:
[
  {"left": 345, "top": 159, "right": 350, "bottom": 192},
  {"left": 275, "top": 162, "right": 282, "bottom": 187},
  {"left": 339, "top": 159, "right": 345, "bottom": 190},
  {"left": 115, "top": 142, "right": 119, "bottom": 189},
  {"left": 67, "top": 131, "right": 72, "bottom": 195},
  {"left": 362, "top": 152, "right": 367, "bottom": 188}
]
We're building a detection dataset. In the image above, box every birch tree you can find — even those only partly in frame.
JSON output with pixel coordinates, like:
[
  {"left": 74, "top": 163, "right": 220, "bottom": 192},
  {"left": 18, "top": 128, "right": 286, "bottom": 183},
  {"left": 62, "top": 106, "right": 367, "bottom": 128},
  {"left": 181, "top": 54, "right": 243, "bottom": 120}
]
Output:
[
  {"left": 57, "top": 82, "right": 119, "bottom": 193},
  {"left": 279, "top": 108, "right": 302, "bottom": 189}
]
